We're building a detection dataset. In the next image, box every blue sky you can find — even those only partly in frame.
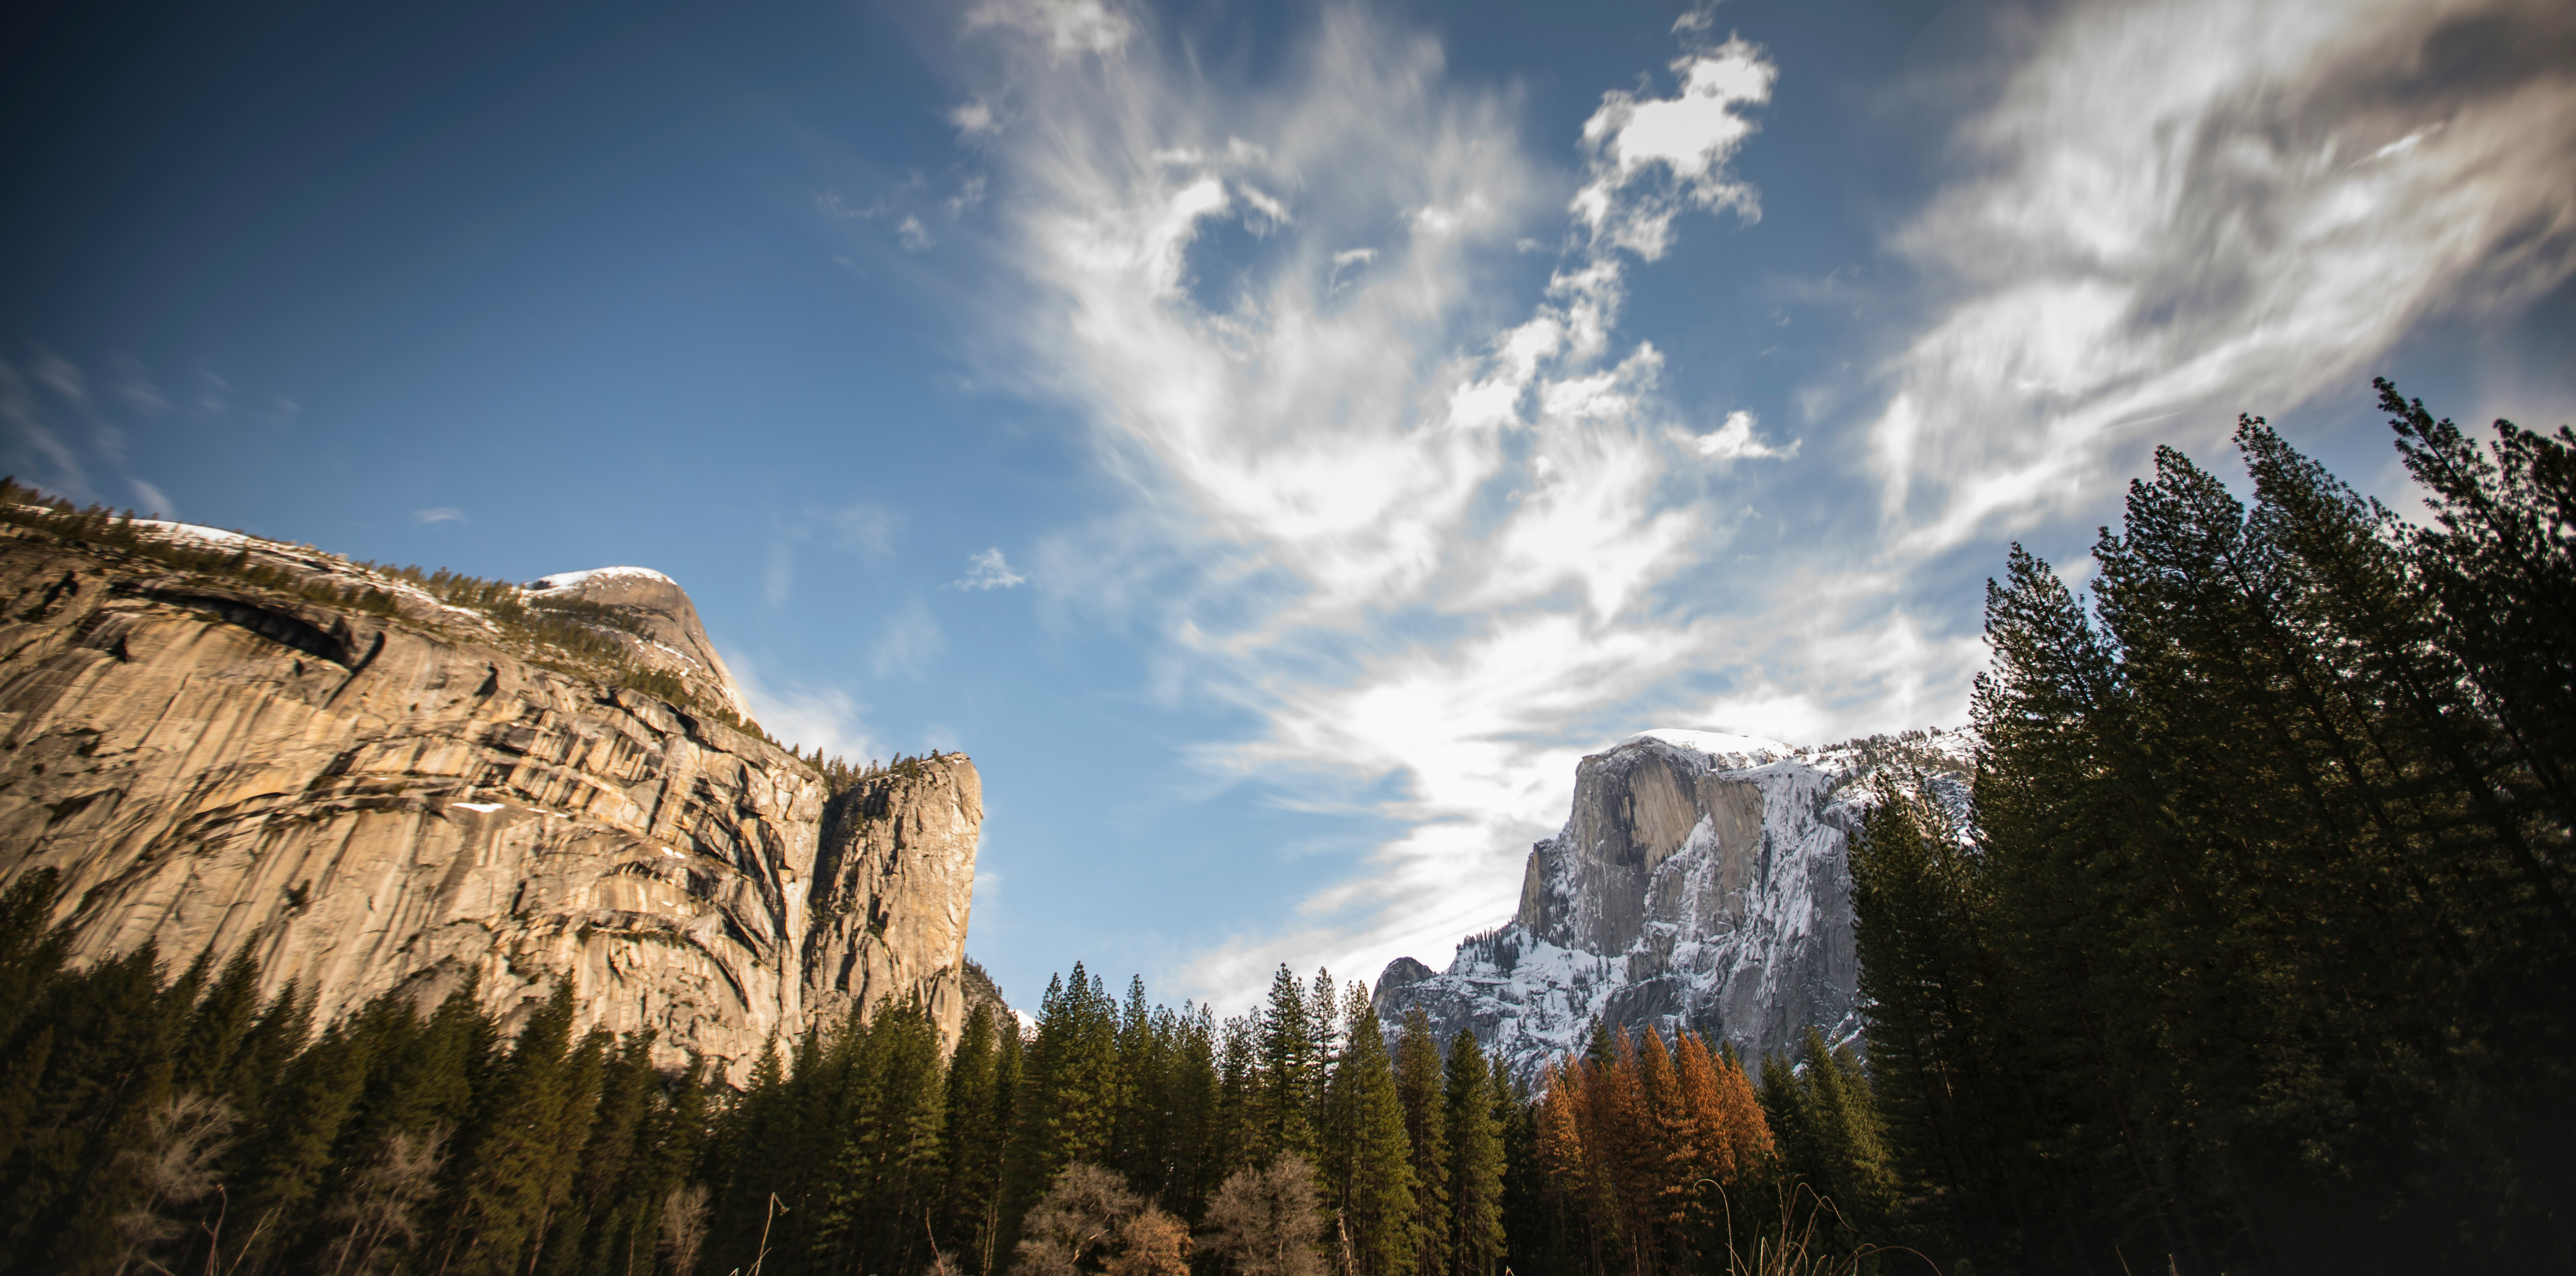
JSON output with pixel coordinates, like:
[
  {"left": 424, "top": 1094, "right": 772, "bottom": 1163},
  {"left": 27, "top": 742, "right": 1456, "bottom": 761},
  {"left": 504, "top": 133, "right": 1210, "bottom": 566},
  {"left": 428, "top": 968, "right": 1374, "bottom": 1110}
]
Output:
[{"left": 5, "top": 0, "right": 2573, "bottom": 1012}]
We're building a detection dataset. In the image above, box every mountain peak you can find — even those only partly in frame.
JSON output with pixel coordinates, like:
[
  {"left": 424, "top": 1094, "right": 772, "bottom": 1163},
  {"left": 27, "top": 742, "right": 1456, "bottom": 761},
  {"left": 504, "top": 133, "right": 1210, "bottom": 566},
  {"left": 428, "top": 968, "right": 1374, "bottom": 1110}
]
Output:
[{"left": 526, "top": 564, "right": 744, "bottom": 714}]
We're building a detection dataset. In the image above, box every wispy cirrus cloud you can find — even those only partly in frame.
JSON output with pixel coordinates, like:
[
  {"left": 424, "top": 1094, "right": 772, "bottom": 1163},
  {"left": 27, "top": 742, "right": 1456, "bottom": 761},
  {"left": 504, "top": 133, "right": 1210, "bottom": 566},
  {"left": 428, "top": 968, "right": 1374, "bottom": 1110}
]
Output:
[
  {"left": 0, "top": 347, "right": 224, "bottom": 507},
  {"left": 766, "top": 501, "right": 902, "bottom": 607},
  {"left": 731, "top": 651, "right": 879, "bottom": 764},
  {"left": 872, "top": 599, "right": 945, "bottom": 679},
  {"left": 1866, "top": 0, "right": 2576, "bottom": 554},
  {"left": 958, "top": 1, "right": 1793, "bottom": 1005},
  {"left": 953, "top": 0, "right": 2576, "bottom": 1011},
  {"left": 129, "top": 479, "right": 174, "bottom": 519}
]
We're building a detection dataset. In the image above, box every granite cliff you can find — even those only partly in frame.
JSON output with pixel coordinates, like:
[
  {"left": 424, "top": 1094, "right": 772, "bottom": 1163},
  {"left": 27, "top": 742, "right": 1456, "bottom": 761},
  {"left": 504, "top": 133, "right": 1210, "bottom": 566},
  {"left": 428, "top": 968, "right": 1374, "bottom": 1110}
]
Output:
[
  {"left": 1375, "top": 729, "right": 1966, "bottom": 1082},
  {"left": 804, "top": 752, "right": 985, "bottom": 1041},
  {"left": 0, "top": 507, "right": 982, "bottom": 1080}
]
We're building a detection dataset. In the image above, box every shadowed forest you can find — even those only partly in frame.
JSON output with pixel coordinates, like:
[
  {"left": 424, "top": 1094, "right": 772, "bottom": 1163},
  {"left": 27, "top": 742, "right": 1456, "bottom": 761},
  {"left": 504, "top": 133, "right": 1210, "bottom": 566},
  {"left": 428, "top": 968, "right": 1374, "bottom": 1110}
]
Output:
[{"left": 0, "top": 384, "right": 2568, "bottom": 1274}]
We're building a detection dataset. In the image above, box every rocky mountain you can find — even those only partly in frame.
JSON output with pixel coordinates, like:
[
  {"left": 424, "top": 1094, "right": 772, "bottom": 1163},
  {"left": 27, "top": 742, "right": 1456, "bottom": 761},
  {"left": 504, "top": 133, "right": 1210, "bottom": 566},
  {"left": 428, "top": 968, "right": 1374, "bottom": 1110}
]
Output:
[
  {"left": 805, "top": 752, "right": 986, "bottom": 1041},
  {"left": 0, "top": 503, "right": 983, "bottom": 1081},
  {"left": 1374, "top": 728, "right": 1967, "bottom": 1083},
  {"left": 525, "top": 566, "right": 749, "bottom": 716}
]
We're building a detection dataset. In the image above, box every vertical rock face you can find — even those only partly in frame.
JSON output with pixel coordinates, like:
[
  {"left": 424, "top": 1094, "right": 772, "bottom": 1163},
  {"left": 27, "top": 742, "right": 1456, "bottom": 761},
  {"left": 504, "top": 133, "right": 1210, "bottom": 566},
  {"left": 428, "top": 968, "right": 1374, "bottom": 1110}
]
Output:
[
  {"left": 803, "top": 754, "right": 984, "bottom": 1046},
  {"left": 1377, "top": 730, "right": 1966, "bottom": 1082},
  {"left": 0, "top": 523, "right": 982, "bottom": 1080}
]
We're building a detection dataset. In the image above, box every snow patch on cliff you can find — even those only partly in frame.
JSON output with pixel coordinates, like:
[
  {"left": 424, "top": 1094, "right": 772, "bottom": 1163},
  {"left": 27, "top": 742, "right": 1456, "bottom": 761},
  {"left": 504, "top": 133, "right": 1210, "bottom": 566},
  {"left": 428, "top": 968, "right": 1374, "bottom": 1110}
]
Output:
[
  {"left": 527, "top": 566, "right": 677, "bottom": 593},
  {"left": 1380, "top": 729, "right": 1969, "bottom": 1084}
]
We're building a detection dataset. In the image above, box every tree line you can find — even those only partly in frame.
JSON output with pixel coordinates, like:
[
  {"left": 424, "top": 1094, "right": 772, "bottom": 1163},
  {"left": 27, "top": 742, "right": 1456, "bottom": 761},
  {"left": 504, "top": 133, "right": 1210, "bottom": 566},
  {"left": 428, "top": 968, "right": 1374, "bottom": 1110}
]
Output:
[
  {"left": 1847, "top": 384, "right": 2575, "bottom": 1271},
  {"left": 2, "top": 873, "right": 1911, "bottom": 1276}
]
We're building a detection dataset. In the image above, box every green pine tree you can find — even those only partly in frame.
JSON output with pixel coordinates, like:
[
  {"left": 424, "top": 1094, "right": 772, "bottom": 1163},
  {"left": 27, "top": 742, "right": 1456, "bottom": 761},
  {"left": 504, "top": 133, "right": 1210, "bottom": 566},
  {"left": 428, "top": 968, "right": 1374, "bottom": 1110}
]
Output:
[
  {"left": 1257, "top": 965, "right": 1319, "bottom": 1165},
  {"left": 1324, "top": 987, "right": 1418, "bottom": 1276},
  {"left": 1441, "top": 1029, "right": 1505, "bottom": 1276},
  {"left": 1393, "top": 1008, "right": 1451, "bottom": 1276}
]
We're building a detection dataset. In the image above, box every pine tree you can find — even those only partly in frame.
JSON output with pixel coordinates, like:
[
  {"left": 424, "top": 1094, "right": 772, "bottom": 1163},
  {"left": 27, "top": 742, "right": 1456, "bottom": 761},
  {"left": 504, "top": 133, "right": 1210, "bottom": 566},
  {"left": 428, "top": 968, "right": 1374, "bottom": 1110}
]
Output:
[
  {"left": 945, "top": 1003, "right": 1008, "bottom": 1273},
  {"left": 1441, "top": 1031, "right": 1504, "bottom": 1276},
  {"left": 538, "top": 1030, "right": 660, "bottom": 1276},
  {"left": 1323, "top": 987, "right": 1417, "bottom": 1276},
  {"left": 1306, "top": 970, "right": 1340, "bottom": 1149},
  {"left": 0, "top": 869, "right": 69, "bottom": 1050},
  {"left": 999, "top": 965, "right": 1122, "bottom": 1258},
  {"left": 441, "top": 983, "right": 597, "bottom": 1276},
  {"left": 1257, "top": 965, "right": 1318, "bottom": 1165},
  {"left": 1848, "top": 775, "right": 2023, "bottom": 1262},
  {"left": 2380, "top": 378, "right": 2576, "bottom": 881},
  {"left": 226, "top": 1015, "right": 387, "bottom": 1271},
  {"left": 1392, "top": 1009, "right": 1450, "bottom": 1276},
  {"left": 1158, "top": 1002, "right": 1225, "bottom": 1222},
  {"left": 1493, "top": 1070, "right": 1548, "bottom": 1276},
  {"left": 4, "top": 942, "right": 184, "bottom": 1273},
  {"left": 703, "top": 1038, "right": 796, "bottom": 1273},
  {"left": 1533, "top": 1061, "right": 1594, "bottom": 1276}
]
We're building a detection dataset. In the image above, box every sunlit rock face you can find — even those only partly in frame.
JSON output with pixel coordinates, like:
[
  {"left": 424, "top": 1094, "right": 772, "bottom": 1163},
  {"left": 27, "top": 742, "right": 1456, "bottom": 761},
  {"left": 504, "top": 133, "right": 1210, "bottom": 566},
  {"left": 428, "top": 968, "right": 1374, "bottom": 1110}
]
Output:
[
  {"left": 0, "top": 524, "right": 980, "bottom": 1082},
  {"left": 1377, "top": 730, "right": 1967, "bottom": 1082},
  {"left": 804, "top": 753, "right": 984, "bottom": 1047},
  {"left": 523, "top": 566, "right": 749, "bottom": 716}
]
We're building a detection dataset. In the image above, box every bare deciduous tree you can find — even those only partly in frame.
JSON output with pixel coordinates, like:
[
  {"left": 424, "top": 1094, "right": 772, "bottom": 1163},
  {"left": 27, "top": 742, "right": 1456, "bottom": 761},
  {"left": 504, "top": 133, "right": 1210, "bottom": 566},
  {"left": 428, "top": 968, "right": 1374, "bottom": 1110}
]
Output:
[
  {"left": 1014, "top": 1163, "right": 1145, "bottom": 1276},
  {"left": 658, "top": 1181, "right": 711, "bottom": 1276},
  {"left": 1104, "top": 1208, "right": 1190, "bottom": 1276},
  {"left": 1197, "top": 1156, "right": 1326, "bottom": 1276},
  {"left": 320, "top": 1126, "right": 449, "bottom": 1276},
  {"left": 113, "top": 1092, "right": 240, "bottom": 1276}
]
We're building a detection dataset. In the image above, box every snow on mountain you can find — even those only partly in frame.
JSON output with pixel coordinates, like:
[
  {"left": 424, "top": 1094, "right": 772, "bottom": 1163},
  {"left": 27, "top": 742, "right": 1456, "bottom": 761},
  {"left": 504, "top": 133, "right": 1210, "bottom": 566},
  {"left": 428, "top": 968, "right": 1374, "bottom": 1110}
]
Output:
[
  {"left": 524, "top": 566, "right": 747, "bottom": 714},
  {"left": 123, "top": 518, "right": 253, "bottom": 549},
  {"left": 1375, "top": 728, "right": 1970, "bottom": 1083},
  {"left": 526, "top": 566, "right": 678, "bottom": 593}
]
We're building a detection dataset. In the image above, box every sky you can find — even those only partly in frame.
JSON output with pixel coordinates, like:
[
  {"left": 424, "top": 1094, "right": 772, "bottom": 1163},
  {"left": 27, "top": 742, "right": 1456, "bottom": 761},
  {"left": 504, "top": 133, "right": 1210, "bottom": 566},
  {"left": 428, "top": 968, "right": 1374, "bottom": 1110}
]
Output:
[{"left": 4, "top": 0, "right": 2573, "bottom": 1014}]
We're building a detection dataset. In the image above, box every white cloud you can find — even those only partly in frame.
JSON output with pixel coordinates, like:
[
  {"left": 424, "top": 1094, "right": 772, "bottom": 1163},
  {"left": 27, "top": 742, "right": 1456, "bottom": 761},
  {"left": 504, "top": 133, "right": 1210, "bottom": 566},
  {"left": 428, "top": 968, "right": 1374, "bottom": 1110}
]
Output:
[
  {"left": 966, "top": 0, "right": 1132, "bottom": 59},
  {"left": 897, "top": 215, "right": 932, "bottom": 252},
  {"left": 959, "top": 5, "right": 1786, "bottom": 1006},
  {"left": 412, "top": 506, "right": 465, "bottom": 525},
  {"left": 950, "top": 99, "right": 1001, "bottom": 136},
  {"left": 30, "top": 348, "right": 88, "bottom": 410},
  {"left": 827, "top": 503, "right": 901, "bottom": 557},
  {"left": 110, "top": 356, "right": 167, "bottom": 414},
  {"left": 950, "top": 547, "right": 1027, "bottom": 591},
  {"left": 1681, "top": 409, "right": 1797, "bottom": 462},
  {"left": 730, "top": 652, "right": 877, "bottom": 763},
  {"left": 1571, "top": 39, "right": 1774, "bottom": 259},
  {"left": 1866, "top": 0, "right": 2576, "bottom": 554},
  {"left": 128, "top": 478, "right": 173, "bottom": 518},
  {"left": 0, "top": 357, "right": 90, "bottom": 499}
]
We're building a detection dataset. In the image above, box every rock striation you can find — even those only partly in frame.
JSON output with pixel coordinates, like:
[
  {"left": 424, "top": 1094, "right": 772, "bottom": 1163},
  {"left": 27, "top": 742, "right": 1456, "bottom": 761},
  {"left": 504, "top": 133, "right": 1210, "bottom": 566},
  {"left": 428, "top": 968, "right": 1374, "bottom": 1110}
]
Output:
[
  {"left": 0, "top": 519, "right": 982, "bottom": 1080},
  {"left": 1375, "top": 729, "right": 1966, "bottom": 1083},
  {"left": 803, "top": 754, "right": 984, "bottom": 1039}
]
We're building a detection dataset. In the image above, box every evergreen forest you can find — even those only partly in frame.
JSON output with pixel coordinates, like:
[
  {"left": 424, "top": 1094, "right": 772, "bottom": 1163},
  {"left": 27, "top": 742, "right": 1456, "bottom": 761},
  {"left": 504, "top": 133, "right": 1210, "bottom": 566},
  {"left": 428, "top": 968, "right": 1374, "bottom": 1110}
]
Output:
[
  {"left": 1848, "top": 384, "right": 2574, "bottom": 1269},
  {"left": 1, "top": 383, "right": 2568, "bottom": 1275}
]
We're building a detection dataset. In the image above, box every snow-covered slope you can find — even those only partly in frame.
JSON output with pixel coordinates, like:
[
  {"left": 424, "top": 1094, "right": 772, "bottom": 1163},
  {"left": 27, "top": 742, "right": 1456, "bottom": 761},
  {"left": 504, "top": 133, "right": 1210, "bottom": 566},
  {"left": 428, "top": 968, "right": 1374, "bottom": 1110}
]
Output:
[{"left": 1375, "top": 728, "right": 1969, "bottom": 1082}]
